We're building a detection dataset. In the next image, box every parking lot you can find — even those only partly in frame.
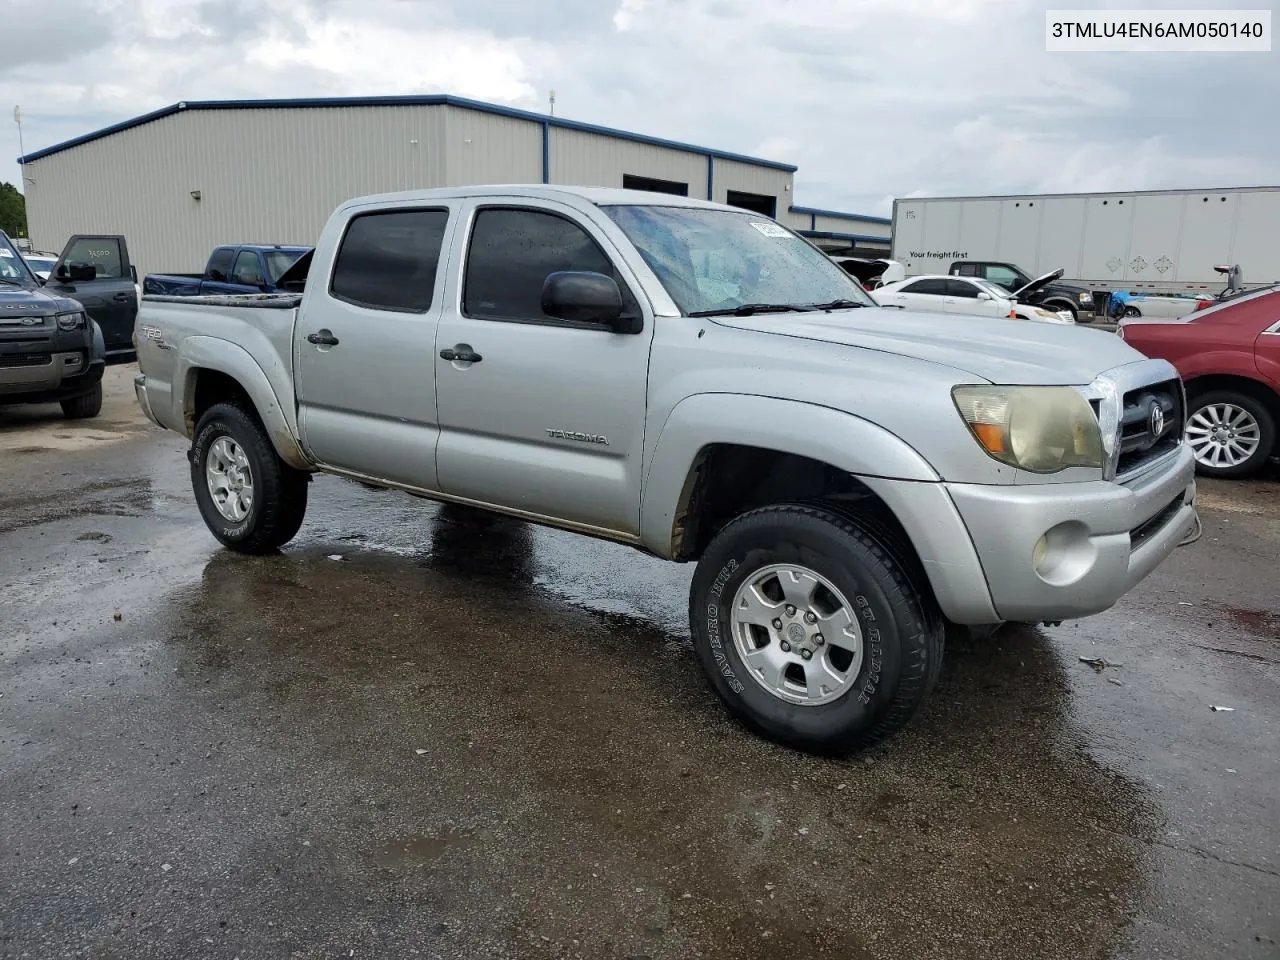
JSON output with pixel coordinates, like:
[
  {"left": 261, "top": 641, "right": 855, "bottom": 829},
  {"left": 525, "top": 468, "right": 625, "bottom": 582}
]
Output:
[{"left": 1, "top": 367, "right": 1277, "bottom": 960}]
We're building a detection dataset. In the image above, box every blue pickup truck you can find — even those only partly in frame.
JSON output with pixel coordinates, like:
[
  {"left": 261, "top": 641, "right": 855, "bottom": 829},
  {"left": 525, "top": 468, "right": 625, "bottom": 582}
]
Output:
[{"left": 143, "top": 244, "right": 310, "bottom": 296}]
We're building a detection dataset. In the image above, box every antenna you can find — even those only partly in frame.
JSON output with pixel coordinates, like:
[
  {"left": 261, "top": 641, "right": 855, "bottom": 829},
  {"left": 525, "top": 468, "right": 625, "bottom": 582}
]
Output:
[{"left": 548, "top": 90, "right": 556, "bottom": 117}]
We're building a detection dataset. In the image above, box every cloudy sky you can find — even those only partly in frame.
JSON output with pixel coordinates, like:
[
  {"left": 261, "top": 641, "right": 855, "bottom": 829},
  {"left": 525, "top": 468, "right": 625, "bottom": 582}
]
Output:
[{"left": 4, "top": 0, "right": 1277, "bottom": 216}]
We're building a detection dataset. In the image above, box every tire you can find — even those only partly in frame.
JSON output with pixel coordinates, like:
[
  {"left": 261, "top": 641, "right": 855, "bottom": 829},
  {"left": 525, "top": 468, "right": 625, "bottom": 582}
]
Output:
[
  {"left": 689, "top": 503, "right": 944, "bottom": 754},
  {"left": 60, "top": 383, "right": 102, "bottom": 419},
  {"left": 190, "top": 402, "right": 309, "bottom": 553},
  {"left": 1122, "top": 306, "right": 1142, "bottom": 319},
  {"left": 1184, "top": 390, "right": 1276, "bottom": 479}
]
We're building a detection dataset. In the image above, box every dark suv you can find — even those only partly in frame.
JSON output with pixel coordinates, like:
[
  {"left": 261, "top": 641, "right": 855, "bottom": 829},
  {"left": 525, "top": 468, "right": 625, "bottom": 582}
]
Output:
[
  {"left": 0, "top": 231, "right": 106, "bottom": 419},
  {"left": 949, "top": 260, "right": 1097, "bottom": 323}
]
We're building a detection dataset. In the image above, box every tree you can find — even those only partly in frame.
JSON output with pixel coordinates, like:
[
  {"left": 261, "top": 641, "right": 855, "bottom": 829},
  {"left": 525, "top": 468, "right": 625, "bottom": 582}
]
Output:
[{"left": 0, "top": 182, "right": 27, "bottom": 237}]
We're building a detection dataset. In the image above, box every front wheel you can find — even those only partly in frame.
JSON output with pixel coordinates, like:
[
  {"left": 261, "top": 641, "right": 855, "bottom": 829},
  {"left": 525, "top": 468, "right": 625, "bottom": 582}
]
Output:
[
  {"left": 61, "top": 384, "right": 103, "bottom": 419},
  {"left": 1185, "top": 391, "right": 1275, "bottom": 478},
  {"left": 191, "top": 402, "right": 309, "bottom": 553},
  {"left": 689, "top": 504, "right": 943, "bottom": 754}
]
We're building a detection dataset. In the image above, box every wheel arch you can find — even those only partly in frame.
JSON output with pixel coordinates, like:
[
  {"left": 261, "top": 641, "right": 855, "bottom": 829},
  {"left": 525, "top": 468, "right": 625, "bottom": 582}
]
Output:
[
  {"left": 1184, "top": 373, "right": 1280, "bottom": 424},
  {"left": 178, "top": 338, "right": 311, "bottom": 469},
  {"left": 641, "top": 394, "right": 940, "bottom": 563}
]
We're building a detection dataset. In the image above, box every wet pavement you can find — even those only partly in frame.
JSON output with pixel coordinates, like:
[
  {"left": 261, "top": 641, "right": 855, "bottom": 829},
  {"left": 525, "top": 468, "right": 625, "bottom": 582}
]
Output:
[{"left": 1, "top": 368, "right": 1277, "bottom": 960}]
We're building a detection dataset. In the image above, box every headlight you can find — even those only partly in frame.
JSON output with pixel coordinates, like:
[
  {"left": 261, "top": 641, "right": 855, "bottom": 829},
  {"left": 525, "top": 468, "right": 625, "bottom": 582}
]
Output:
[
  {"left": 952, "top": 385, "right": 1104, "bottom": 473},
  {"left": 56, "top": 311, "right": 86, "bottom": 331},
  {"left": 1078, "top": 291, "right": 1093, "bottom": 303}
]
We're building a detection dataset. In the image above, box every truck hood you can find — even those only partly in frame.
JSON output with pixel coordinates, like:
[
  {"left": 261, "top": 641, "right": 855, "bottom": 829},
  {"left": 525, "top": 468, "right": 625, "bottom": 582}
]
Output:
[
  {"left": 0, "top": 286, "right": 81, "bottom": 320},
  {"left": 714, "top": 307, "right": 1143, "bottom": 385}
]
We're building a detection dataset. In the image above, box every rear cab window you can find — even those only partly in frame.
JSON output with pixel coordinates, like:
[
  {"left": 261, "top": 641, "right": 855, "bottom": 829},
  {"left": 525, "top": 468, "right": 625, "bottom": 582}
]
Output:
[
  {"left": 207, "top": 247, "right": 235, "bottom": 281},
  {"left": 329, "top": 209, "right": 450, "bottom": 312}
]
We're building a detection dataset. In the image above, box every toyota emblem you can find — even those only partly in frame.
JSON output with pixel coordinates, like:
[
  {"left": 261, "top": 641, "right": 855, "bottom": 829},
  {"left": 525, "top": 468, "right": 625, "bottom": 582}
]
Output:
[{"left": 1149, "top": 403, "right": 1165, "bottom": 438}]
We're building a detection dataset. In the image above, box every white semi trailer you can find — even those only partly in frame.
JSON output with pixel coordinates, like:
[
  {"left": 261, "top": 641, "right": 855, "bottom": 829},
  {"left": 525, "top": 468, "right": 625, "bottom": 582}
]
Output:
[{"left": 891, "top": 185, "right": 1280, "bottom": 296}]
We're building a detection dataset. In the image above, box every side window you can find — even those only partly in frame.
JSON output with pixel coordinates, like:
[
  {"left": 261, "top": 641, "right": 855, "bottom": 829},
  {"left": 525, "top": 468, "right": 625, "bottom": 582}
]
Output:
[
  {"left": 956, "top": 263, "right": 980, "bottom": 277},
  {"left": 984, "top": 265, "right": 1019, "bottom": 289},
  {"left": 60, "top": 237, "right": 123, "bottom": 279},
  {"left": 329, "top": 209, "right": 449, "bottom": 312},
  {"left": 947, "top": 278, "right": 980, "bottom": 298},
  {"left": 206, "top": 248, "right": 235, "bottom": 282},
  {"left": 230, "top": 250, "right": 263, "bottom": 286},
  {"left": 464, "top": 207, "right": 635, "bottom": 323},
  {"left": 901, "top": 278, "right": 948, "bottom": 296}
]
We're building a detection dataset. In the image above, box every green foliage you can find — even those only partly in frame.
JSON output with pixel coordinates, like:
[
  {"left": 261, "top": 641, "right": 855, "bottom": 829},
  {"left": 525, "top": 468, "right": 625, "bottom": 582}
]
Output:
[{"left": 0, "top": 182, "right": 28, "bottom": 237}]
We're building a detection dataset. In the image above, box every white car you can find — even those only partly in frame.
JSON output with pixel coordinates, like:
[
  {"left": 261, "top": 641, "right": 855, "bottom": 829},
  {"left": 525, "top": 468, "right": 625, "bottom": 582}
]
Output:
[
  {"left": 21, "top": 253, "right": 58, "bottom": 280},
  {"left": 873, "top": 274, "right": 1075, "bottom": 324}
]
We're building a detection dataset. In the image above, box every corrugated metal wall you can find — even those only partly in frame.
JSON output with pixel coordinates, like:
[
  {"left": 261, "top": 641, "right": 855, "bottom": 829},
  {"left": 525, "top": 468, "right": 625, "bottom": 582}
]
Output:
[
  {"left": 443, "top": 106, "right": 542, "bottom": 187},
  {"left": 23, "top": 103, "right": 808, "bottom": 279},
  {"left": 549, "top": 128, "right": 709, "bottom": 197},
  {"left": 24, "top": 105, "right": 450, "bottom": 278}
]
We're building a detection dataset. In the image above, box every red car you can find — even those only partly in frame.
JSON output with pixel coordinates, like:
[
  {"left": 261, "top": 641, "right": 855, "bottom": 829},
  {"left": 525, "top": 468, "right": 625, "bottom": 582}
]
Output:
[{"left": 1119, "top": 287, "right": 1280, "bottom": 478}]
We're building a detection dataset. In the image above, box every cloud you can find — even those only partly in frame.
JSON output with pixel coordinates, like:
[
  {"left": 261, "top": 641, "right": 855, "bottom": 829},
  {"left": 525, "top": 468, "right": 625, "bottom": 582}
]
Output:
[{"left": 5, "top": 0, "right": 1276, "bottom": 217}]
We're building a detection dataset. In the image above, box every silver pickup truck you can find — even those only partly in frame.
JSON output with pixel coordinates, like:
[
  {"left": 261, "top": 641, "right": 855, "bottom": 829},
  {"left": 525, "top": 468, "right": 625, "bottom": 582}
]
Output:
[{"left": 134, "top": 185, "right": 1198, "bottom": 753}]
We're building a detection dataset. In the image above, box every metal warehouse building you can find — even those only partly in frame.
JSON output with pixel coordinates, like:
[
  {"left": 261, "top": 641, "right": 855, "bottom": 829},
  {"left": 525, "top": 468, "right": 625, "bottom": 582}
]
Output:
[{"left": 18, "top": 95, "right": 890, "bottom": 278}]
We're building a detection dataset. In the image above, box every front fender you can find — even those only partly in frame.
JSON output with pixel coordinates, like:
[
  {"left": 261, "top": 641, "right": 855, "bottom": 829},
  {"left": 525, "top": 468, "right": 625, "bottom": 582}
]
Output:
[
  {"left": 1179, "top": 350, "right": 1260, "bottom": 385},
  {"left": 89, "top": 319, "right": 105, "bottom": 363},
  {"left": 639, "top": 393, "right": 939, "bottom": 557},
  {"left": 176, "top": 337, "right": 311, "bottom": 469}
]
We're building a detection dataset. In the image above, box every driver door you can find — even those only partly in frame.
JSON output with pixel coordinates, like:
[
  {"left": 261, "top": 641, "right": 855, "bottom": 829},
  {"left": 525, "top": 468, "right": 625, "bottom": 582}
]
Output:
[
  {"left": 433, "top": 200, "right": 654, "bottom": 537},
  {"left": 46, "top": 235, "right": 138, "bottom": 361}
]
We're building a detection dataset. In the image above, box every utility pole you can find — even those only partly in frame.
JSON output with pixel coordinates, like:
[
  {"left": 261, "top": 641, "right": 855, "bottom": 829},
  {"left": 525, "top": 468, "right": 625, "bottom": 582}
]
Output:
[{"left": 13, "top": 105, "right": 25, "bottom": 188}]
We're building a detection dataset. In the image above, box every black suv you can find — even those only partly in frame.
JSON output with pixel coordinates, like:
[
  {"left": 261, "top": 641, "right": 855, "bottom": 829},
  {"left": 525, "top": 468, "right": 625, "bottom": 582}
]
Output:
[
  {"left": 949, "top": 260, "right": 1097, "bottom": 323},
  {"left": 1, "top": 231, "right": 106, "bottom": 419}
]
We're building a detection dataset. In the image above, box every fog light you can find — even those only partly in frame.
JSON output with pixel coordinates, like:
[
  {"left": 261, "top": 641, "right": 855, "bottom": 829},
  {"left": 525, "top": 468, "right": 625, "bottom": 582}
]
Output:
[{"left": 1032, "top": 521, "right": 1097, "bottom": 586}]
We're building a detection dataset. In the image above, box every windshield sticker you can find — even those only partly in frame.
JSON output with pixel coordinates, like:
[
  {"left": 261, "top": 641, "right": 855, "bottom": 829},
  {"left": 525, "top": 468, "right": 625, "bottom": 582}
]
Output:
[
  {"left": 0, "top": 248, "right": 13, "bottom": 258},
  {"left": 748, "top": 221, "right": 792, "bottom": 239}
]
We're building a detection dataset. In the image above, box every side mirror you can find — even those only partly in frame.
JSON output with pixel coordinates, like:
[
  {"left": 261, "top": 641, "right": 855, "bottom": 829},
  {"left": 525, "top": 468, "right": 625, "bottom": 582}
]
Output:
[
  {"left": 541, "top": 271, "right": 639, "bottom": 333},
  {"left": 976, "top": 291, "right": 992, "bottom": 301}
]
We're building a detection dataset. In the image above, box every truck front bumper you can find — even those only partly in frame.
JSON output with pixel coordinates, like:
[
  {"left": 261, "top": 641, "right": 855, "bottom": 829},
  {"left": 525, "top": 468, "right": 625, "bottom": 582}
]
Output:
[
  {"left": 945, "top": 445, "right": 1197, "bottom": 623},
  {"left": 862, "top": 444, "right": 1197, "bottom": 626}
]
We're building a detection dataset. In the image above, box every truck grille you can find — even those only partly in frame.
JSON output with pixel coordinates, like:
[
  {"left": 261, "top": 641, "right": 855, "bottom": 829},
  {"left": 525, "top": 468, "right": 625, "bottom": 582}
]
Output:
[
  {"left": 1116, "top": 378, "right": 1183, "bottom": 478},
  {"left": 0, "top": 352, "right": 52, "bottom": 368}
]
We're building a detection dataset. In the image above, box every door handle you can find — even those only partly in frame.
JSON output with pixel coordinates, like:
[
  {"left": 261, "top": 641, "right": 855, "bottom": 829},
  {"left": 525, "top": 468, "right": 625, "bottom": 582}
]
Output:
[
  {"left": 111, "top": 292, "right": 132, "bottom": 303},
  {"left": 440, "top": 346, "right": 482, "bottom": 363},
  {"left": 306, "top": 331, "right": 339, "bottom": 346}
]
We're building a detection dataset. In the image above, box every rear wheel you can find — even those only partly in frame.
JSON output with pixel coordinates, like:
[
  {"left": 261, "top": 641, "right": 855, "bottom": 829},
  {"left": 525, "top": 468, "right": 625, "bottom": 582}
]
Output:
[
  {"left": 1184, "top": 391, "right": 1275, "bottom": 478},
  {"left": 689, "top": 503, "right": 943, "bottom": 754},
  {"left": 191, "top": 402, "right": 309, "bottom": 553},
  {"left": 60, "top": 384, "right": 102, "bottom": 419}
]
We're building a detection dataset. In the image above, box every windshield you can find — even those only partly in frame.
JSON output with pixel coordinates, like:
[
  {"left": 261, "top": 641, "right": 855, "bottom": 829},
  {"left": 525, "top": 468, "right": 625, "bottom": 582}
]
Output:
[
  {"left": 0, "top": 234, "right": 38, "bottom": 286},
  {"left": 972, "top": 278, "right": 1012, "bottom": 299},
  {"left": 264, "top": 249, "right": 307, "bottom": 283},
  {"left": 0, "top": 238, "right": 36, "bottom": 289},
  {"left": 601, "top": 205, "right": 876, "bottom": 314}
]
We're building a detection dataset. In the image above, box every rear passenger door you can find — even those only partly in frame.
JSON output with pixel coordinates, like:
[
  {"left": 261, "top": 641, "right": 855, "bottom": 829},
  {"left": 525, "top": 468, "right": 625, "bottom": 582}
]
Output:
[
  {"left": 199, "top": 247, "right": 256, "bottom": 295},
  {"left": 294, "top": 204, "right": 456, "bottom": 489},
  {"left": 433, "top": 200, "right": 654, "bottom": 537},
  {"left": 47, "top": 235, "right": 138, "bottom": 361}
]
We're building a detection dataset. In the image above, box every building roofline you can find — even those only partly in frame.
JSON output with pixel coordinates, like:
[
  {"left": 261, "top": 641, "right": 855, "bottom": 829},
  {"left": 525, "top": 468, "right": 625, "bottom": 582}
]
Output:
[
  {"left": 894, "top": 185, "right": 1280, "bottom": 203},
  {"left": 789, "top": 204, "right": 891, "bottom": 225},
  {"left": 17, "top": 94, "right": 799, "bottom": 172}
]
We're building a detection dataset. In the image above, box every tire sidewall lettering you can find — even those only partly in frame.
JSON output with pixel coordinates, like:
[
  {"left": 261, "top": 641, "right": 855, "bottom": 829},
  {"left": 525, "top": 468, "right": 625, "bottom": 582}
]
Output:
[
  {"left": 854, "top": 595, "right": 885, "bottom": 705},
  {"left": 705, "top": 558, "right": 744, "bottom": 694}
]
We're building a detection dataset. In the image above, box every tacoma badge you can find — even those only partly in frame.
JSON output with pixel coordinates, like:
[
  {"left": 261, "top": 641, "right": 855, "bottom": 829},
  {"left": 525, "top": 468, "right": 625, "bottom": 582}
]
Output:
[{"left": 546, "top": 429, "right": 609, "bottom": 445}]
